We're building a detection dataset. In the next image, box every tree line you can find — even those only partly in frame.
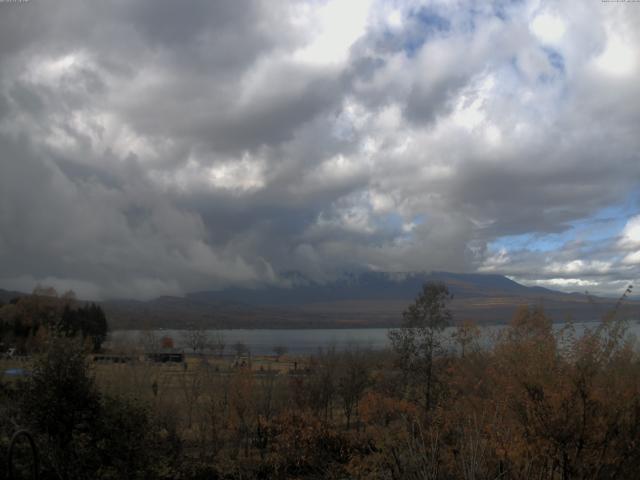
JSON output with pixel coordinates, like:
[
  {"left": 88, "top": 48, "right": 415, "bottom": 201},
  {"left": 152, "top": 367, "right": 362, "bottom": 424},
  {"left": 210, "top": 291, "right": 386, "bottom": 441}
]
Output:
[
  {"left": 1, "top": 281, "right": 639, "bottom": 479},
  {"left": 0, "top": 286, "right": 108, "bottom": 354}
]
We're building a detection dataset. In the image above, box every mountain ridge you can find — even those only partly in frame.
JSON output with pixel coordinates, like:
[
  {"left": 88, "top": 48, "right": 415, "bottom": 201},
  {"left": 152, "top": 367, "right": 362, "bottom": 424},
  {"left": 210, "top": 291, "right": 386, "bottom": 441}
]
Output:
[
  {"left": 101, "top": 271, "right": 639, "bottom": 329},
  {"left": 186, "top": 271, "right": 560, "bottom": 305},
  {"left": 3, "top": 273, "right": 637, "bottom": 329}
]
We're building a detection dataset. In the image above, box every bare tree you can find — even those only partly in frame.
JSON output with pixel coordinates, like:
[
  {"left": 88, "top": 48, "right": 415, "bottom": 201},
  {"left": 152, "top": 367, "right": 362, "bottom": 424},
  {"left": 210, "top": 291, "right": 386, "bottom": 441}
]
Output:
[
  {"left": 338, "top": 348, "right": 370, "bottom": 429},
  {"left": 309, "top": 347, "right": 339, "bottom": 422},
  {"left": 138, "top": 328, "right": 159, "bottom": 354},
  {"left": 456, "top": 413, "right": 490, "bottom": 480},
  {"left": 211, "top": 329, "right": 226, "bottom": 357},
  {"left": 181, "top": 324, "right": 211, "bottom": 355},
  {"left": 451, "top": 320, "right": 481, "bottom": 358}
]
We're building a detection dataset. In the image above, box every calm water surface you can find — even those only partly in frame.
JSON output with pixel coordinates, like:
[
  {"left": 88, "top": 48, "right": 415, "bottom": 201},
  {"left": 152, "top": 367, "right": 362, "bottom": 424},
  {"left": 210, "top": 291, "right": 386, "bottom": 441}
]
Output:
[{"left": 111, "top": 321, "right": 640, "bottom": 355}]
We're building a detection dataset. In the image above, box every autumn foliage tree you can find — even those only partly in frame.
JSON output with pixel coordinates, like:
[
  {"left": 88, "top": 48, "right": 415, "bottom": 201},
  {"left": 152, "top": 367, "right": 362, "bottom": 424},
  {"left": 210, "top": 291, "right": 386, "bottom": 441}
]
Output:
[
  {"left": 18, "top": 335, "right": 171, "bottom": 479},
  {"left": 0, "top": 287, "right": 108, "bottom": 353},
  {"left": 3, "top": 282, "right": 640, "bottom": 479}
]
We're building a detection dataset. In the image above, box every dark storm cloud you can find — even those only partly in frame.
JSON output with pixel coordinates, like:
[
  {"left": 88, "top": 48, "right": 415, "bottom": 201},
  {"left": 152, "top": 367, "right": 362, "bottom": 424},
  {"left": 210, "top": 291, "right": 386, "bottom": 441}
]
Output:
[{"left": 0, "top": 0, "right": 638, "bottom": 298}]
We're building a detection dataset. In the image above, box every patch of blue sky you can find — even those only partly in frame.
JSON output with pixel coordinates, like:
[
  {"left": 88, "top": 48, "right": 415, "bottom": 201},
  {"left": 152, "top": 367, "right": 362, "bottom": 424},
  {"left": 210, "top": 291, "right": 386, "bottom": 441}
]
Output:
[
  {"left": 381, "top": 0, "right": 524, "bottom": 57},
  {"left": 508, "top": 49, "right": 565, "bottom": 87},
  {"left": 598, "top": 190, "right": 639, "bottom": 217},
  {"left": 491, "top": 2, "right": 509, "bottom": 22},
  {"left": 489, "top": 229, "right": 598, "bottom": 254},
  {"left": 402, "top": 7, "right": 451, "bottom": 57},
  {"left": 543, "top": 47, "right": 565, "bottom": 73},
  {"left": 501, "top": 51, "right": 567, "bottom": 106},
  {"left": 454, "top": 0, "right": 520, "bottom": 27},
  {"left": 490, "top": 0, "right": 526, "bottom": 22},
  {"left": 489, "top": 196, "right": 640, "bottom": 254},
  {"left": 506, "top": 56, "right": 524, "bottom": 83},
  {"left": 490, "top": 232, "right": 562, "bottom": 253},
  {"left": 373, "top": 213, "right": 425, "bottom": 240},
  {"left": 392, "top": 2, "right": 521, "bottom": 57},
  {"left": 536, "top": 48, "right": 566, "bottom": 86},
  {"left": 376, "top": 212, "right": 404, "bottom": 231},
  {"left": 571, "top": 198, "right": 640, "bottom": 241},
  {"left": 412, "top": 214, "right": 425, "bottom": 226}
]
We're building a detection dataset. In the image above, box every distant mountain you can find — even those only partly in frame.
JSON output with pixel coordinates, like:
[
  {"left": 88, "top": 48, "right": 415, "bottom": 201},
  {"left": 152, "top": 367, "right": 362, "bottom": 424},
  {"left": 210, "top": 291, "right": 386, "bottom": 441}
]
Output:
[
  {"left": 186, "top": 271, "right": 558, "bottom": 305},
  {"left": 3, "top": 274, "right": 636, "bottom": 329},
  {"left": 101, "top": 272, "right": 640, "bottom": 330},
  {"left": 0, "top": 288, "right": 27, "bottom": 304}
]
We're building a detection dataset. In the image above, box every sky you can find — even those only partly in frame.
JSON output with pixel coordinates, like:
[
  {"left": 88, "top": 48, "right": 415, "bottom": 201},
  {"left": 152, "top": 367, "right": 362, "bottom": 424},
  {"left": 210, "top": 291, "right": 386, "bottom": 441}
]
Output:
[{"left": 0, "top": 0, "right": 639, "bottom": 300}]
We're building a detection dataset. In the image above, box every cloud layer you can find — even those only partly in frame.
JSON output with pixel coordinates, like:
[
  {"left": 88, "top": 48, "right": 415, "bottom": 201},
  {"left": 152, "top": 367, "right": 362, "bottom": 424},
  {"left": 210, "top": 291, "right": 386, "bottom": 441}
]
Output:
[{"left": 0, "top": 0, "right": 638, "bottom": 299}]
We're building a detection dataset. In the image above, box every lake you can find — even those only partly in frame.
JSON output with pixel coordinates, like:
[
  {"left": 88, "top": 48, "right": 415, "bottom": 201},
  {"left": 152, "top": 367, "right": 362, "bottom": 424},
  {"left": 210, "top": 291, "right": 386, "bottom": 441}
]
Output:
[{"left": 110, "top": 321, "right": 640, "bottom": 355}]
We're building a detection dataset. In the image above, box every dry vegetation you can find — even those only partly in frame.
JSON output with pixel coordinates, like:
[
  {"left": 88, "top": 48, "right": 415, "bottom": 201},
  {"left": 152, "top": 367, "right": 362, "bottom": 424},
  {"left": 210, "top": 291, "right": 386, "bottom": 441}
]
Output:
[{"left": 1, "top": 283, "right": 640, "bottom": 479}]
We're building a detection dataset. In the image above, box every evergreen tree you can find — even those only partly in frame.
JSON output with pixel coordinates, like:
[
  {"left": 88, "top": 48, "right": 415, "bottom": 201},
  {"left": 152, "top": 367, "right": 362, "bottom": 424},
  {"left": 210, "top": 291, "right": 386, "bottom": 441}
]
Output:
[{"left": 388, "top": 281, "right": 452, "bottom": 412}]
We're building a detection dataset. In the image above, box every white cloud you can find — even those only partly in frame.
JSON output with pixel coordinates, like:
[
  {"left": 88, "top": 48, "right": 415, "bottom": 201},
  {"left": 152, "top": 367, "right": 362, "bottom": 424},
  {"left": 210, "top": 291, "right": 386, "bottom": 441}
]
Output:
[
  {"left": 528, "top": 277, "right": 598, "bottom": 288},
  {"left": 619, "top": 215, "right": 640, "bottom": 249},
  {"left": 208, "top": 157, "right": 266, "bottom": 192},
  {"left": 294, "top": 0, "right": 372, "bottom": 65},
  {"left": 545, "top": 260, "right": 612, "bottom": 275},
  {"left": 595, "top": 31, "right": 637, "bottom": 77},
  {"left": 622, "top": 250, "right": 640, "bottom": 265},
  {"left": 478, "top": 248, "right": 510, "bottom": 272},
  {"left": 0, "top": 0, "right": 639, "bottom": 298},
  {"left": 530, "top": 12, "right": 566, "bottom": 46}
]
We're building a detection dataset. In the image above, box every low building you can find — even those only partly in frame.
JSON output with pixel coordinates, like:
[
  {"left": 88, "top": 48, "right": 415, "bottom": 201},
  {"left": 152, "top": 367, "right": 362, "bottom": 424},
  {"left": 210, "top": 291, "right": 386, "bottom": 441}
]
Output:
[
  {"left": 93, "top": 354, "right": 136, "bottom": 364},
  {"left": 145, "top": 349, "right": 184, "bottom": 363}
]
